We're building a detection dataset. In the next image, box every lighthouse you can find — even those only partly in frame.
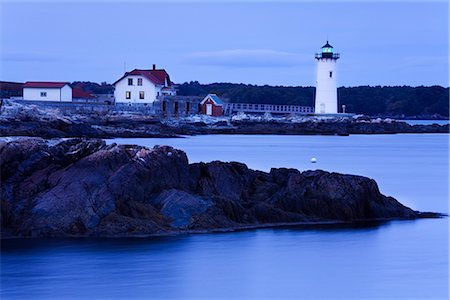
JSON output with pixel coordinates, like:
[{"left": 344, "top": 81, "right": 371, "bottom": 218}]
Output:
[{"left": 314, "top": 41, "right": 340, "bottom": 114}]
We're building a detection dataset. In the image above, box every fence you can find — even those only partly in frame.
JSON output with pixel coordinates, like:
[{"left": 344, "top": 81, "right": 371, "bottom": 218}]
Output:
[{"left": 224, "top": 103, "right": 314, "bottom": 116}]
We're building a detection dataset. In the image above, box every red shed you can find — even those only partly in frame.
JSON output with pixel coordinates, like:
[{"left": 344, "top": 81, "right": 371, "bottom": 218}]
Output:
[
  {"left": 72, "top": 87, "right": 95, "bottom": 100},
  {"left": 200, "top": 94, "right": 224, "bottom": 116}
]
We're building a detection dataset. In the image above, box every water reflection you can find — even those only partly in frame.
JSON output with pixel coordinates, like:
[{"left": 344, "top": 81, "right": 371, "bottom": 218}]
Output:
[
  {"left": 2, "top": 219, "right": 448, "bottom": 299},
  {"left": 2, "top": 134, "right": 448, "bottom": 299}
]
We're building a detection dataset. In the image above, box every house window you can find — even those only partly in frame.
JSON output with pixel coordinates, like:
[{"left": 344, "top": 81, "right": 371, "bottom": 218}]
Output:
[
  {"left": 174, "top": 101, "right": 179, "bottom": 113},
  {"left": 139, "top": 91, "right": 144, "bottom": 99},
  {"left": 157, "top": 92, "right": 160, "bottom": 97},
  {"left": 186, "top": 102, "right": 190, "bottom": 113},
  {"left": 198, "top": 103, "right": 202, "bottom": 112},
  {"left": 329, "top": 71, "right": 333, "bottom": 78},
  {"left": 128, "top": 78, "right": 133, "bottom": 86},
  {"left": 137, "top": 78, "right": 143, "bottom": 86},
  {"left": 162, "top": 101, "right": 166, "bottom": 112},
  {"left": 40, "top": 92, "right": 47, "bottom": 97},
  {"left": 126, "top": 91, "right": 131, "bottom": 99}
]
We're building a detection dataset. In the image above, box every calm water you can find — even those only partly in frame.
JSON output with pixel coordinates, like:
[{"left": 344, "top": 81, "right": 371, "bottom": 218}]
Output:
[
  {"left": 402, "top": 119, "right": 449, "bottom": 126},
  {"left": 2, "top": 134, "right": 449, "bottom": 299}
]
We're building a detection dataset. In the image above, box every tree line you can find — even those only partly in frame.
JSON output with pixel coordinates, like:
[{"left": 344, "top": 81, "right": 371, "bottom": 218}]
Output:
[
  {"left": 177, "top": 81, "right": 449, "bottom": 117},
  {"left": 65, "top": 80, "right": 449, "bottom": 117},
  {"left": 71, "top": 81, "right": 114, "bottom": 95}
]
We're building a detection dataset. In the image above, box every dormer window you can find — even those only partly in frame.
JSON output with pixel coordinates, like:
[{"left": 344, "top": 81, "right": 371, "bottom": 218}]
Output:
[{"left": 128, "top": 78, "right": 133, "bottom": 86}]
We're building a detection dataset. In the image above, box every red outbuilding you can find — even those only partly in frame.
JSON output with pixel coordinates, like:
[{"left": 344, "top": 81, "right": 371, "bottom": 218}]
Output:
[
  {"left": 200, "top": 94, "right": 224, "bottom": 116},
  {"left": 72, "top": 86, "right": 95, "bottom": 100}
]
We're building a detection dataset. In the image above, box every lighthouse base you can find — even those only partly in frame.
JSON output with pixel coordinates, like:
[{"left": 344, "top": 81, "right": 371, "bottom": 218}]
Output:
[{"left": 311, "top": 113, "right": 355, "bottom": 117}]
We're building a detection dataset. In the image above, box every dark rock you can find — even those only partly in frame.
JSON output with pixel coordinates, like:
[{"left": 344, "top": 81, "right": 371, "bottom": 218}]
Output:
[
  {"left": 1, "top": 101, "right": 448, "bottom": 139},
  {"left": 150, "top": 189, "right": 212, "bottom": 228},
  {"left": 0, "top": 137, "right": 436, "bottom": 238}
]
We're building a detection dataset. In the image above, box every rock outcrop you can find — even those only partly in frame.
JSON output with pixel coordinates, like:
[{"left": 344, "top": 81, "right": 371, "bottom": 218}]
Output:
[
  {"left": 0, "top": 100, "right": 448, "bottom": 138},
  {"left": 0, "top": 138, "right": 436, "bottom": 238}
]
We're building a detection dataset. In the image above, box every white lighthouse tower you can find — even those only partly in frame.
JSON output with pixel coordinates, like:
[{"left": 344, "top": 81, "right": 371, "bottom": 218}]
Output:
[{"left": 314, "top": 41, "right": 340, "bottom": 114}]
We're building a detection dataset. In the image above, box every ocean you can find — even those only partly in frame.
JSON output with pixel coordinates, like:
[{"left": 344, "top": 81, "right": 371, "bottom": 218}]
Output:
[{"left": 2, "top": 134, "right": 448, "bottom": 299}]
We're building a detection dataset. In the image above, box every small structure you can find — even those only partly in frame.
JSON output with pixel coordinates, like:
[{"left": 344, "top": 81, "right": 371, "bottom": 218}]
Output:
[
  {"left": 23, "top": 82, "right": 72, "bottom": 102},
  {"left": 113, "top": 64, "right": 177, "bottom": 105},
  {"left": 0, "top": 81, "right": 23, "bottom": 99},
  {"left": 314, "top": 41, "right": 340, "bottom": 114},
  {"left": 157, "top": 95, "right": 202, "bottom": 117},
  {"left": 72, "top": 87, "right": 95, "bottom": 102},
  {"left": 200, "top": 94, "right": 224, "bottom": 116}
]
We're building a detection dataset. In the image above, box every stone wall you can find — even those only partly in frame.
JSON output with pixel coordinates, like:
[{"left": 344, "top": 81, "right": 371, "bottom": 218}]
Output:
[
  {"left": 157, "top": 96, "right": 203, "bottom": 117},
  {"left": 9, "top": 100, "right": 110, "bottom": 114}
]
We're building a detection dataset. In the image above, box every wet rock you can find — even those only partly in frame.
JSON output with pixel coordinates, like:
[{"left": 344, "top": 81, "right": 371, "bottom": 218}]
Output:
[
  {"left": 0, "top": 137, "right": 434, "bottom": 238},
  {"left": 151, "top": 189, "right": 212, "bottom": 228}
]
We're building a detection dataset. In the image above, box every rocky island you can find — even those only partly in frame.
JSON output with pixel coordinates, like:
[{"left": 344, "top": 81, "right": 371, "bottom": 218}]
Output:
[{"left": 0, "top": 137, "right": 441, "bottom": 238}]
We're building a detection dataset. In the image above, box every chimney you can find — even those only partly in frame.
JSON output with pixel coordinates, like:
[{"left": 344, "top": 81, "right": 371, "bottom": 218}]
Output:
[{"left": 152, "top": 64, "right": 156, "bottom": 70}]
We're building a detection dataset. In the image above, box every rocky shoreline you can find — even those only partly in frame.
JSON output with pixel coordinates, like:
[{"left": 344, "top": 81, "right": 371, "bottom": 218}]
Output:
[
  {"left": 0, "top": 137, "right": 443, "bottom": 238},
  {"left": 0, "top": 100, "right": 448, "bottom": 138},
  {"left": 0, "top": 116, "right": 448, "bottom": 139}
]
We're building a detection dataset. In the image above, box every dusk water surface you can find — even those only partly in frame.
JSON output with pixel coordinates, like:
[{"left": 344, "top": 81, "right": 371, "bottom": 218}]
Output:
[
  {"left": 2, "top": 134, "right": 448, "bottom": 299},
  {"left": 402, "top": 119, "right": 449, "bottom": 126}
]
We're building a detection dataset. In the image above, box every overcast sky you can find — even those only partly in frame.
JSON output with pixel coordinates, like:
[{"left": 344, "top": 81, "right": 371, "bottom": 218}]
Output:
[{"left": 0, "top": 1, "right": 448, "bottom": 86}]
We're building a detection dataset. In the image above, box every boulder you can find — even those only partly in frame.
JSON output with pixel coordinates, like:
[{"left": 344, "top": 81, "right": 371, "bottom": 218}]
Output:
[{"left": 150, "top": 189, "right": 212, "bottom": 228}]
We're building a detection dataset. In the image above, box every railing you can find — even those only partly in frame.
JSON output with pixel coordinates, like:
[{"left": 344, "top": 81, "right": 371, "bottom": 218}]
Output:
[
  {"left": 224, "top": 103, "right": 314, "bottom": 115},
  {"left": 315, "top": 53, "right": 340, "bottom": 59}
]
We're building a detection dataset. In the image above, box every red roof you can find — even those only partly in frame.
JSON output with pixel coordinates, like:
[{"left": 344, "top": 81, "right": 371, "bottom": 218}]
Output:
[
  {"left": 72, "top": 87, "right": 94, "bottom": 99},
  {"left": 146, "top": 70, "right": 170, "bottom": 85},
  {"left": 23, "top": 81, "right": 70, "bottom": 88},
  {"left": 113, "top": 69, "right": 172, "bottom": 86}
]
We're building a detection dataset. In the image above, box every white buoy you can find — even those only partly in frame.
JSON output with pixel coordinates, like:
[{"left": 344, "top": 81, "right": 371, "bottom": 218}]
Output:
[{"left": 311, "top": 157, "right": 317, "bottom": 163}]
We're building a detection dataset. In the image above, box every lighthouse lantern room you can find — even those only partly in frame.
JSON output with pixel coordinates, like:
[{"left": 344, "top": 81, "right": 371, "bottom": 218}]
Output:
[{"left": 314, "top": 41, "right": 340, "bottom": 114}]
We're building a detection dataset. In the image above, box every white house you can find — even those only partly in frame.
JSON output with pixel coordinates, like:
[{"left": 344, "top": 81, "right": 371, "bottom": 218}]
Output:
[
  {"left": 23, "top": 82, "right": 72, "bottom": 102},
  {"left": 113, "top": 64, "right": 176, "bottom": 104}
]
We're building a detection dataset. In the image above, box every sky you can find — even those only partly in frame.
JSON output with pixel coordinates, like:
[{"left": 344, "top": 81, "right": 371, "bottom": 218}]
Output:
[{"left": 0, "top": 1, "right": 448, "bottom": 87}]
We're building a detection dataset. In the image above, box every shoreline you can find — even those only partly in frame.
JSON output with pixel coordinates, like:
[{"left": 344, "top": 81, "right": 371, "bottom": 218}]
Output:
[
  {"left": 0, "top": 119, "right": 448, "bottom": 139},
  {"left": 0, "top": 100, "right": 448, "bottom": 138},
  {"left": 1, "top": 138, "right": 444, "bottom": 239},
  {"left": 2, "top": 213, "right": 446, "bottom": 240},
  {"left": 2, "top": 131, "right": 450, "bottom": 140}
]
